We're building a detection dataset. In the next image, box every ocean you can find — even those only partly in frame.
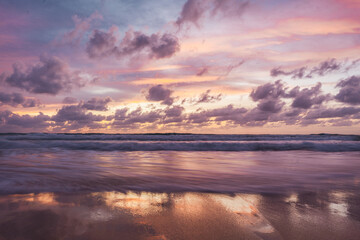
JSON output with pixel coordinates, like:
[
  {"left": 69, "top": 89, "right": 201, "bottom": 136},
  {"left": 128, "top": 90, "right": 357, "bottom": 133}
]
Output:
[{"left": 1, "top": 133, "right": 360, "bottom": 239}]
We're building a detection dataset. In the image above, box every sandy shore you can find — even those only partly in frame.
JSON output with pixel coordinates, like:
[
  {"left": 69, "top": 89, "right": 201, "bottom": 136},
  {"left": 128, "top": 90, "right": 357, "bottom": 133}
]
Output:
[{"left": 0, "top": 190, "right": 359, "bottom": 240}]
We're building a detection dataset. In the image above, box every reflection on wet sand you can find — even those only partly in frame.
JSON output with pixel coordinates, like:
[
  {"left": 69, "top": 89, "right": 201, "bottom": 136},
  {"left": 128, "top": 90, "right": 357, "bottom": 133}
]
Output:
[{"left": 1, "top": 191, "right": 360, "bottom": 240}]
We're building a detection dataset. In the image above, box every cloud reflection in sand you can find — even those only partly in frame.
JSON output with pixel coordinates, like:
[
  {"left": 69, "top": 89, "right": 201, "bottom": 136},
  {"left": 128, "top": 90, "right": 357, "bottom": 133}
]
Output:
[{"left": 0, "top": 191, "right": 360, "bottom": 240}]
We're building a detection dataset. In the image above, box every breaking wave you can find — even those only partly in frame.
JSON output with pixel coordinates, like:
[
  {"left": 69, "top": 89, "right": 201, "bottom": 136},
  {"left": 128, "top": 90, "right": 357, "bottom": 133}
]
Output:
[
  {"left": 0, "top": 133, "right": 359, "bottom": 152},
  {"left": 1, "top": 133, "right": 359, "bottom": 142}
]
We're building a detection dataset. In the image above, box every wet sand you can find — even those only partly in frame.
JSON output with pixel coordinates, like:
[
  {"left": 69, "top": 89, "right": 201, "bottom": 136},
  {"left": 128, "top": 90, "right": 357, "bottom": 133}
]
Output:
[{"left": 0, "top": 190, "right": 360, "bottom": 240}]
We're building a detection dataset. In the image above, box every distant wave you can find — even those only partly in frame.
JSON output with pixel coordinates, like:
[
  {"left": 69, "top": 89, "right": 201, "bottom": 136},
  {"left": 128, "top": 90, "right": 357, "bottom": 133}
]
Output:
[
  {"left": 1, "top": 133, "right": 359, "bottom": 142},
  {"left": 0, "top": 139, "right": 359, "bottom": 152}
]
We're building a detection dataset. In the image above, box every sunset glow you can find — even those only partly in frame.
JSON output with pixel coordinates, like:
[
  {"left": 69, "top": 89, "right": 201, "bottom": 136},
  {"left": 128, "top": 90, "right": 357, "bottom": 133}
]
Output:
[{"left": 0, "top": 0, "right": 359, "bottom": 134}]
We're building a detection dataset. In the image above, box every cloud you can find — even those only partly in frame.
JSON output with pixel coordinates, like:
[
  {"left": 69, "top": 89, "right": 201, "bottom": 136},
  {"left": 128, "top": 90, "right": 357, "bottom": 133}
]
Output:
[
  {"left": 249, "top": 80, "right": 288, "bottom": 114},
  {"left": 60, "top": 12, "right": 103, "bottom": 45},
  {"left": 335, "top": 76, "right": 360, "bottom": 105},
  {"left": 52, "top": 105, "right": 105, "bottom": 123},
  {"left": 188, "top": 104, "right": 247, "bottom": 124},
  {"left": 176, "top": 0, "right": 205, "bottom": 27},
  {"left": 0, "top": 92, "right": 40, "bottom": 108},
  {"left": 307, "top": 58, "right": 341, "bottom": 77},
  {"left": 176, "top": 0, "right": 249, "bottom": 28},
  {"left": 3, "top": 76, "right": 360, "bottom": 132},
  {"left": 270, "top": 67, "right": 306, "bottom": 79},
  {"left": 113, "top": 107, "right": 162, "bottom": 127},
  {"left": 52, "top": 105, "right": 106, "bottom": 130},
  {"left": 290, "top": 83, "right": 331, "bottom": 109},
  {"left": 257, "top": 99, "right": 285, "bottom": 113},
  {"left": 211, "top": 0, "right": 249, "bottom": 17},
  {"left": 80, "top": 97, "right": 112, "bottom": 111},
  {"left": 305, "top": 107, "right": 360, "bottom": 119},
  {"left": 145, "top": 85, "right": 174, "bottom": 105},
  {"left": 21, "top": 98, "right": 41, "bottom": 108},
  {"left": 62, "top": 97, "right": 78, "bottom": 104},
  {"left": 270, "top": 58, "right": 342, "bottom": 79},
  {"left": 196, "top": 90, "right": 222, "bottom": 104},
  {"left": 250, "top": 80, "right": 330, "bottom": 110},
  {"left": 328, "top": 119, "right": 354, "bottom": 127},
  {"left": 217, "top": 60, "right": 245, "bottom": 80},
  {"left": 183, "top": 90, "right": 222, "bottom": 105},
  {"left": 250, "top": 80, "right": 285, "bottom": 101},
  {"left": 196, "top": 67, "right": 208, "bottom": 76},
  {"left": 150, "top": 34, "right": 180, "bottom": 59},
  {"left": 0, "top": 111, "right": 50, "bottom": 131},
  {"left": 345, "top": 58, "right": 360, "bottom": 71},
  {"left": 4, "top": 56, "right": 92, "bottom": 95},
  {"left": 86, "top": 28, "right": 180, "bottom": 60},
  {"left": 86, "top": 28, "right": 118, "bottom": 58},
  {"left": 165, "top": 106, "right": 184, "bottom": 118},
  {"left": 112, "top": 105, "right": 186, "bottom": 127}
]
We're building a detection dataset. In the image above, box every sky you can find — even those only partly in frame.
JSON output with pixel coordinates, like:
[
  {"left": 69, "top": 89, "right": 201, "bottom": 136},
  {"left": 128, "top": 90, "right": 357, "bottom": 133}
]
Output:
[{"left": 0, "top": 0, "right": 360, "bottom": 134}]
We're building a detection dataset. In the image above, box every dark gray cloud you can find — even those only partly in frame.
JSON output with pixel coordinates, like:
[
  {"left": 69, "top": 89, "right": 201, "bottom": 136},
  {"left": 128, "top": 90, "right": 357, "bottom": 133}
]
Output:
[
  {"left": 112, "top": 105, "right": 185, "bottom": 127},
  {"left": 86, "top": 29, "right": 118, "bottom": 58},
  {"left": 249, "top": 80, "right": 287, "bottom": 116},
  {"left": 52, "top": 105, "right": 105, "bottom": 123},
  {"left": 176, "top": 0, "right": 248, "bottom": 28},
  {"left": 0, "top": 92, "right": 40, "bottom": 108},
  {"left": 113, "top": 107, "right": 162, "bottom": 127},
  {"left": 80, "top": 97, "right": 112, "bottom": 111},
  {"left": 0, "top": 110, "right": 50, "bottom": 131},
  {"left": 107, "top": 80, "right": 356, "bottom": 130},
  {"left": 205, "top": 104, "right": 247, "bottom": 122},
  {"left": 240, "top": 108, "right": 274, "bottom": 125},
  {"left": 188, "top": 105, "right": 247, "bottom": 124},
  {"left": 52, "top": 105, "right": 106, "bottom": 130},
  {"left": 290, "top": 83, "right": 331, "bottom": 109},
  {"left": 305, "top": 107, "right": 360, "bottom": 119},
  {"left": 270, "top": 58, "right": 342, "bottom": 79},
  {"left": 2, "top": 78, "right": 360, "bottom": 132},
  {"left": 307, "top": 58, "right": 341, "bottom": 77},
  {"left": 62, "top": 97, "right": 78, "bottom": 104},
  {"left": 186, "top": 103, "right": 287, "bottom": 127},
  {"left": 270, "top": 67, "right": 306, "bottom": 79},
  {"left": 86, "top": 29, "right": 180, "bottom": 60},
  {"left": 146, "top": 85, "right": 174, "bottom": 105},
  {"left": 257, "top": 99, "right": 284, "bottom": 113},
  {"left": 21, "top": 98, "right": 41, "bottom": 108},
  {"left": 335, "top": 76, "right": 360, "bottom": 105},
  {"left": 113, "top": 104, "right": 248, "bottom": 128},
  {"left": 4, "top": 56, "right": 90, "bottom": 95},
  {"left": 150, "top": 33, "right": 180, "bottom": 59},
  {"left": 251, "top": 80, "right": 329, "bottom": 110},
  {"left": 165, "top": 106, "right": 184, "bottom": 118},
  {"left": 250, "top": 80, "right": 285, "bottom": 101}
]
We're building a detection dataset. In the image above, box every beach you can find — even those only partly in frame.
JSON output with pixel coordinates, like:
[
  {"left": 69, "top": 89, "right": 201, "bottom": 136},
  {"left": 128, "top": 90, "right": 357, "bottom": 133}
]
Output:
[{"left": 0, "top": 134, "right": 360, "bottom": 239}]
